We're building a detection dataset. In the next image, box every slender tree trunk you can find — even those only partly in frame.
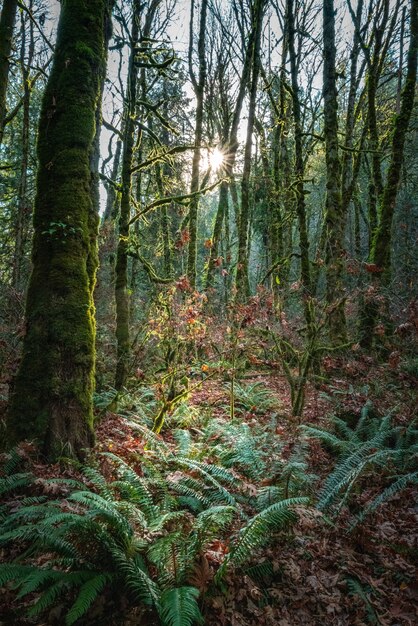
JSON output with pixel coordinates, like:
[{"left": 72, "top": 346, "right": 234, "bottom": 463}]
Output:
[
  {"left": 102, "top": 137, "right": 122, "bottom": 222},
  {"left": 114, "top": 1, "right": 140, "bottom": 390},
  {"left": 187, "top": 0, "right": 208, "bottom": 288},
  {"left": 236, "top": 0, "right": 265, "bottom": 300},
  {"left": 287, "top": 0, "right": 313, "bottom": 328},
  {"left": 12, "top": 6, "right": 34, "bottom": 289},
  {"left": 8, "top": 0, "right": 114, "bottom": 460},
  {"left": 323, "top": 0, "right": 347, "bottom": 343},
  {"left": 0, "top": 0, "right": 18, "bottom": 144}
]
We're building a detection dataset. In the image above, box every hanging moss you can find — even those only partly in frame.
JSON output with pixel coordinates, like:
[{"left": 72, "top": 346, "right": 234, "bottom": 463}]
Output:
[{"left": 7, "top": 0, "right": 113, "bottom": 460}]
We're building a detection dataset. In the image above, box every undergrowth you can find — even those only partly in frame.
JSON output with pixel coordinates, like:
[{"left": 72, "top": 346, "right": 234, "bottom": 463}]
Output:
[{"left": 0, "top": 407, "right": 310, "bottom": 625}]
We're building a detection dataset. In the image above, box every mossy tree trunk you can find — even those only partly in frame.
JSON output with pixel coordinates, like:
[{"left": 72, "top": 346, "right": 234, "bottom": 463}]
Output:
[
  {"left": 0, "top": 0, "right": 18, "bottom": 144},
  {"left": 287, "top": 0, "right": 313, "bottom": 330},
  {"left": 360, "top": 0, "right": 417, "bottom": 347},
  {"left": 114, "top": 0, "right": 141, "bottom": 390},
  {"left": 8, "top": 0, "right": 114, "bottom": 460},
  {"left": 187, "top": 0, "right": 208, "bottom": 289},
  {"left": 323, "top": 0, "right": 347, "bottom": 344}
]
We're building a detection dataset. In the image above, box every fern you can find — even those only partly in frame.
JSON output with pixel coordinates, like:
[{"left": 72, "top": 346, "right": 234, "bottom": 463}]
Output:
[
  {"left": 0, "top": 472, "right": 33, "bottom": 496},
  {"left": 346, "top": 577, "right": 378, "bottom": 625},
  {"left": 1, "top": 447, "right": 25, "bottom": 476},
  {"left": 352, "top": 471, "right": 418, "bottom": 528},
  {"left": 317, "top": 433, "right": 389, "bottom": 512},
  {"left": 66, "top": 573, "right": 112, "bottom": 625},
  {"left": 309, "top": 405, "right": 418, "bottom": 521},
  {"left": 160, "top": 586, "right": 203, "bottom": 626},
  {"left": 219, "top": 497, "right": 308, "bottom": 575},
  {"left": 225, "top": 381, "right": 277, "bottom": 415}
]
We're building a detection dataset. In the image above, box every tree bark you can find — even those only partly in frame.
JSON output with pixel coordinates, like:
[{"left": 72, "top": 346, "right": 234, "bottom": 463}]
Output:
[
  {"left": 187, "top": 0, "right": 208, "bottom": 289},
  {"left": 0, "top": 0, "right": 18, "bottom": 144},
  {"left": 236, "top": 0, "right": 265, "bottom": 300},
  {"left": 114, "top": 0, "right": 141, "bottom": 390},
  {"left": 323, "top": 0, "right": 347, "bottom": 343},
  {"left": 286, "top": 0, "right": 313, "bottom": 329},
  {"left": 8, "top": 0, "right": 114, "bottom": 460},
  {"left": 12, "top": 6, "right": 35, "bottom": 289},
  {"left": 360, "top": 0, "right": 418, "bottom": 347}
]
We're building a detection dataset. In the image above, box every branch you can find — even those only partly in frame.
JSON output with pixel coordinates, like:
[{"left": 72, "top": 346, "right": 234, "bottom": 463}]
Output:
[
  {"left": 128, "top": 179, "right": 224, "bottom": 226},
  {"left": 130, "top": 145, "right": 196, "bottom": 174},
  {"left": 128, "top": 249, "right": 172, "bottom": 283},
  {"left": 102, "top": 118, "right": 123, "bottom": 139}
]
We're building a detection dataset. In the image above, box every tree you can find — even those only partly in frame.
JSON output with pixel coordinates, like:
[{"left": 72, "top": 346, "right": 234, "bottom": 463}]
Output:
[
  {"left": 8, "top": 0, "right": 114, "bottom": 460},
  {"left": 235, "top": 0, "right": 266, "bottom": 300},
  {"left": 360, "top": 0, "right": 418, "bottom": 346},
  {"left": 323, "top": 0, "right": 347, "bottom": 343},
  {"left": 114, "top": 0, "right": 142, "bottom": 391},
  {"left": 0, "top": 0, "right": 18, "bottom": 144},
  {"left": 187, "top": 0, "right": 209, "bottom": 289}
]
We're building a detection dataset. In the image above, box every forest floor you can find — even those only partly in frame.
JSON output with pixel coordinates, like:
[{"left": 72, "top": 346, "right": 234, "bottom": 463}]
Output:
[{"left": 0, "top": 357, "right": 417, "bottom": 625}]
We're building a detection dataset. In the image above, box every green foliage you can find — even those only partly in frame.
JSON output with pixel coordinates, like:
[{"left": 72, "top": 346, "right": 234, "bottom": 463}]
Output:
[
  {"left": 303, "top": 404, "right": 418, "bottom": 523},
  {"left": 0, "top": 441, "right": 239, "bottom": 623},
  {"left": 217, "top": 497, "right": 308, "bottom": 578},
  {"left": 346, "top": 577, "right": 379, "bottom": 625},
  {"left": 160, "top": 586, "right": 203, "bottom": 626},
  {"left": 224, "top": 381, "right": 277, "bottom": 415}
]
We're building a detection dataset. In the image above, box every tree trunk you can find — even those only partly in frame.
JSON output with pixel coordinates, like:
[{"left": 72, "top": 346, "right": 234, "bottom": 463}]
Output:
[
  {"left": 236, "top": 0, "right": 265, "bottom": 300},
  {"left": 287, "top": 0, "right": 312, "bottom": 329},
  {"left": 114, "top": 1, "right": 141, "bottom": 390},
  {"left": 187, "top": 0, "right": 208, "bottom": 288},
  {"left": 8, "top": 0, "right": 114, "bottom": 460},
  {"left": 12, "top": 6, "right": 34, "bottom": 289},
  {"left": 323, "top": 0, "right": 347, "bottom": 343},
  {"left": 0, "top": 0, "right": 18, "bottom": 144}
]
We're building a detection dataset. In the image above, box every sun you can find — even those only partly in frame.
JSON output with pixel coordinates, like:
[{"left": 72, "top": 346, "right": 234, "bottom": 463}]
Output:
[{"left": 209, "top": 147, "right": 224, "bottom": 170}]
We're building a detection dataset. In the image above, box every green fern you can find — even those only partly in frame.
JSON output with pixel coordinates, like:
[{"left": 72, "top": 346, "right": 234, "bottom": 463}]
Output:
[
  {"left": 224, "top": 381, "right": 277, "bottom": 415},
  {"left": 346, "top": 577, "right": 378, "bottom": 625},
  {"left": 218, "top": 497, "right": 308, "bottom": 576},
  {"left": 352, "top": 471, "right": 418, "bottom": 528},
  {"left": 0, "top": 472, "right": 33, "bottom": 496},
  {"left": 308, "top": 405, "right": 418, "bottom": 521},
  {"left": 159, "top": 586, "right": 203, "bottom": 626},
  {"left": 66, "top": 573, "right": 112, "bottom": 625}
]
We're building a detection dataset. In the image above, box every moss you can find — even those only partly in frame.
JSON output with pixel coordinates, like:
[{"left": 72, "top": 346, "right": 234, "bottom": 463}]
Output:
[{"left": 8, "top": 0, "right": 113, "bottom": 460}]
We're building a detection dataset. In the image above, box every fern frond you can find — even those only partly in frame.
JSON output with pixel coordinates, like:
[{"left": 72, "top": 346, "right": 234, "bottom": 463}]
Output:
[
  {"left": 102, "top": 453, "right": 158, "bottom": 521},
  {"left": 160, "top": 586, "right": 203, "bottom": 626},
  {"left": 175, "top": 458, "right": 236, "bottom": 506},
  {"left": 16, "top": 569, "right": 63, "bottom": 599},
  {"left": 346, "top": 577, "right": 378, "bottom": 625},
  {"left": 174, "top": 429, "right": 193, "bottom": 456},
  {"left": 83, "top": 467, "right": 114, "bottom": 500},
  {"left": 0, "top": 472, "right": 33, "bottom": 496},
  {"left": 1, "top": 448, "right": 24, "bottom": 476},
  {"left": 352, "top": 471, "right": 418, "bottom": 528},
  {"left": 0, "top": 563, "right": 38, "bottom": 586},
  {"left": 318, "top": 432, "right": 389, "bottom": 511},
  {"left": 66, "top": 573, "right": 111, "bottom": 625},
  {"left": 301, "top": 426, "right": 347, "bottom": 453},
  {"left": 110, "top": 548, "right": 159, "bottom": 606},
  {"left": 221, "top": 497, "right": 308, "bottom": 572}
]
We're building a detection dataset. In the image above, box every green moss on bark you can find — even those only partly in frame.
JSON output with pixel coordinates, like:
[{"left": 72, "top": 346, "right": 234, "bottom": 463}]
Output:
[{"left": 7, "top": 0, "right": 112, "bottom": 460}]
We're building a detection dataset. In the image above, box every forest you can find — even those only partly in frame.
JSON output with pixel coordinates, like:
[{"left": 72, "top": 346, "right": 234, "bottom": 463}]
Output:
[{"left": 0, "top": 0, "right": 417, "bottom": 623}]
